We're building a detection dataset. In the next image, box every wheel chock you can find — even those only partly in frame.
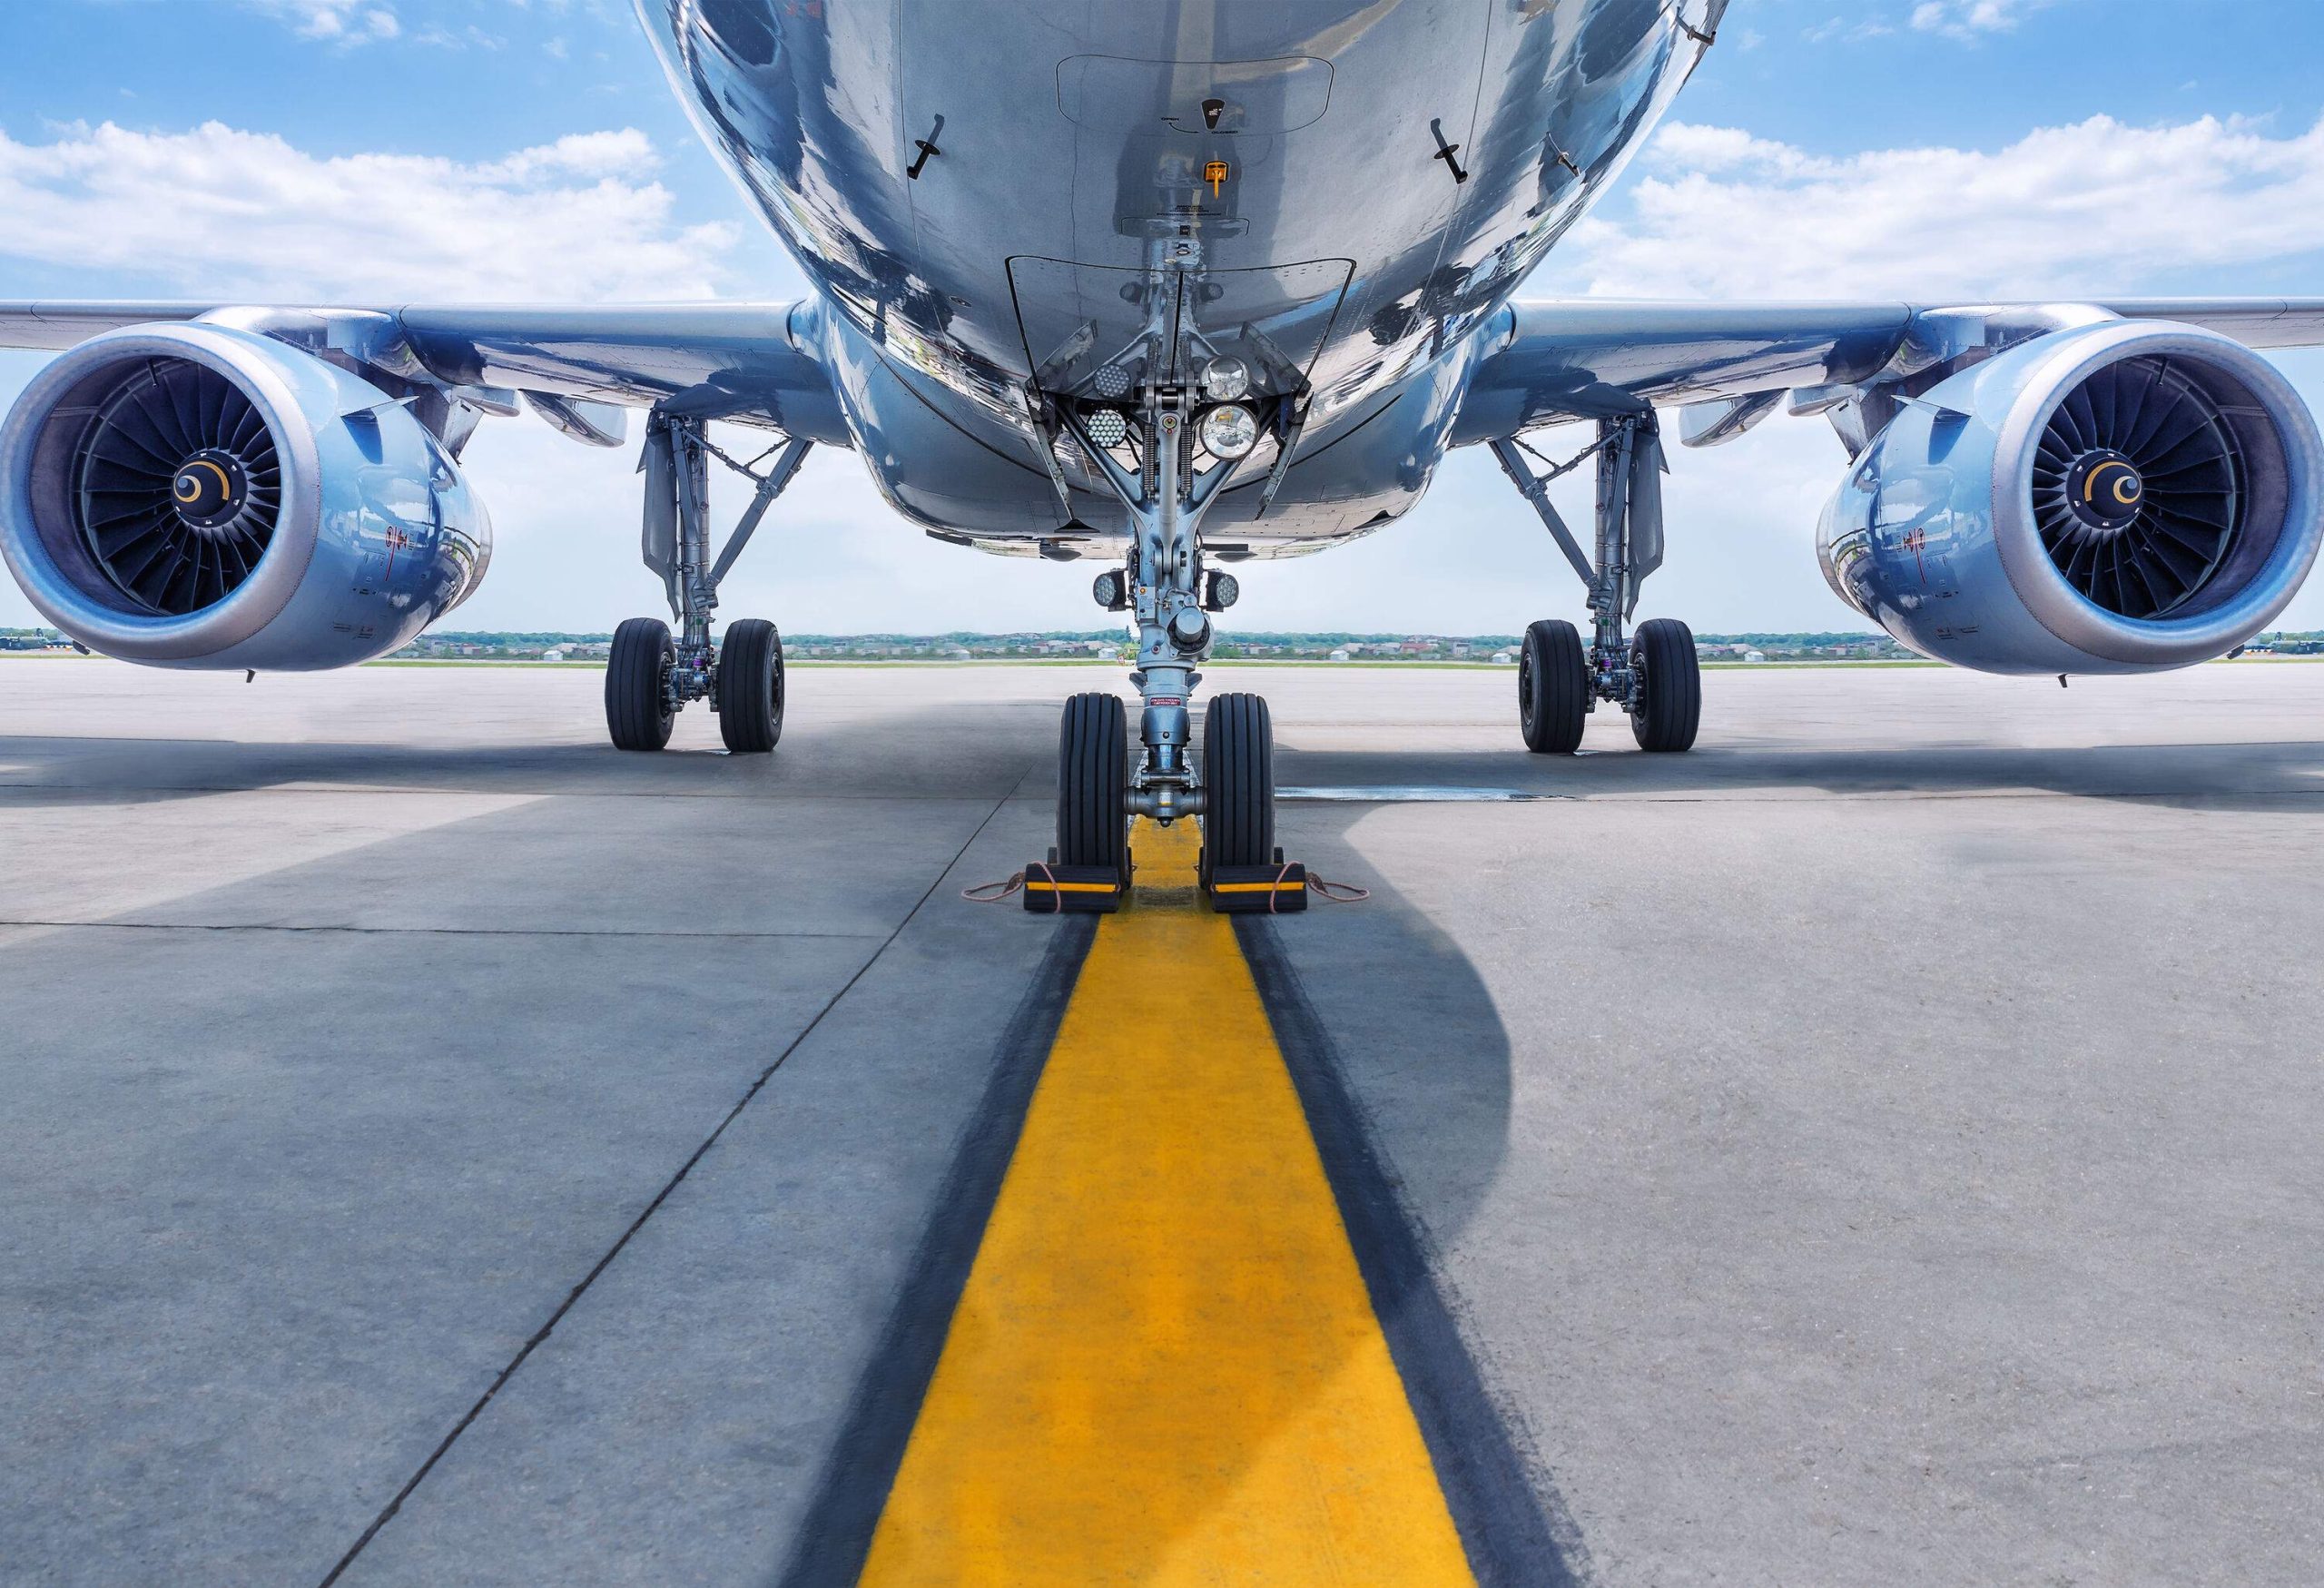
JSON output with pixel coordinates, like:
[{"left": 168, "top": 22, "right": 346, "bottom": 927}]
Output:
[
  {"left": 1204, "top": 858, "right": 1309, "bottom": 913},
  {"left": 1019, "top": 859, "right": 1128, "bottom": 913}
]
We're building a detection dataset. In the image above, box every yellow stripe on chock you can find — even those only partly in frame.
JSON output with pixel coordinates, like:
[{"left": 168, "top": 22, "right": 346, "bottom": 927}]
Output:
[{"left": 861, "top": 819, "right": 1473, "bottom": 1585}]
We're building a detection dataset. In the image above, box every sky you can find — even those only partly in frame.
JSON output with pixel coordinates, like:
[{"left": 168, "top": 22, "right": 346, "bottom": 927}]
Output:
[{"left": 5, "top": 0, "right": 2324, "bottom": 636}]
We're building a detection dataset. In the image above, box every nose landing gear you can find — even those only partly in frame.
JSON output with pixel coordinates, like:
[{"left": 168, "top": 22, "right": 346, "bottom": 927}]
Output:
[
  {"left": 1025, "top": 225, "right": 1305, "bottom": 890},
  {"left": 1046, "top": 382, "right": 1281, "bottom": 894}
]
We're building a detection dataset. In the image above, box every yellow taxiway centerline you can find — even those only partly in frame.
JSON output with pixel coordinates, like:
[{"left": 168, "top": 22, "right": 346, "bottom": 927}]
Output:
[{"left": 860, "top": 819, "right": 1474, "bottom": 1584}]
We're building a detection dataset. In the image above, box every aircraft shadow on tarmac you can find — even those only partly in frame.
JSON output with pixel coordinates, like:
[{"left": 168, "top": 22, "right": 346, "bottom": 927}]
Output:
[
  {"left": 0, "top": 705, "right": 1058, "bottom": 808},
  {"left": 12, "top": 710, "right": 2324, "bottom": 814},
  {"left": 1275, "top": 735, "right": 2324, "bottom": 814}
]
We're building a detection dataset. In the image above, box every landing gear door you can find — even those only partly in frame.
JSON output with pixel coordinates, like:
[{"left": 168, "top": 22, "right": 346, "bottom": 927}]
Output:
[{"left": 1007, "top": 256, "right": 1353, "bottom": 400}]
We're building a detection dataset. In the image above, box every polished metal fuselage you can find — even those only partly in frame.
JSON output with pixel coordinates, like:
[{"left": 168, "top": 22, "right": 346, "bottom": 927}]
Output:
[{"left": 635, "top": 0, "right": 1712, "bottom": 555}]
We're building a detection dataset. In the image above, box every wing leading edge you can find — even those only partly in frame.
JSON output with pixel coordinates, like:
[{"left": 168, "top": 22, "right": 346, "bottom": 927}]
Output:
[
  {"left": 0, "top": 300, "right": 850, "bottom": 443},
  {"left": 1452, "top": 297, "right": 2324, "bottom": 447}
]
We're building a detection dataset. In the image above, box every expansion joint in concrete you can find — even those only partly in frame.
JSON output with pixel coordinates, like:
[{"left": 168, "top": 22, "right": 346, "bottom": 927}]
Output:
[{"left": 314, "top": 794, "right": 1014, "bottom": 1587}]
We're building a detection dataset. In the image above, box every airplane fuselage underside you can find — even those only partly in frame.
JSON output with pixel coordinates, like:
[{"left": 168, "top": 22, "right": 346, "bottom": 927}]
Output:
[{"left": 637, "top": 0, "right": 1702, "bottom": 557}]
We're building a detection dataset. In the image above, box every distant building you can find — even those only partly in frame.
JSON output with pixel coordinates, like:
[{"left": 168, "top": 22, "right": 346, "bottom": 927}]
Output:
[
  {"left": 1492, "top": 650, "right": 1512, "bottom": 665},
  {"left": 541, "top": 649, "right": 566, "bottom": 663},
  {"left": 1744, "top": 649, "right": 1768, "bottom": 663},
  {"left": 1329, "top": 648, "right": 1350, "bottom": 663}
]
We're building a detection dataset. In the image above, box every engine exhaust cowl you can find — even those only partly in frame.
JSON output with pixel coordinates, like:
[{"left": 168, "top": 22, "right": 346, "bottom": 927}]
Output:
[
  {"left": 0, "top": 321, "right": 489, "bottom": 670},
  {"left": 1817, "top": 319, "right": 2323, "bottom": 674}
]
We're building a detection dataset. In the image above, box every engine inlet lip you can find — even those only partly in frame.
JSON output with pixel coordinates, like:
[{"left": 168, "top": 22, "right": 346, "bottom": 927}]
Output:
[
  {"left": 1990, "top": 318, "right": 2324, "bottom": 668},
  {"left": 0, "top": 322, "right": 324, "bottom": 662}
]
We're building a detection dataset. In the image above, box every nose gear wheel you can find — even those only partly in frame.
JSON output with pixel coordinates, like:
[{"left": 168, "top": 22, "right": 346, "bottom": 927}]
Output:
[
  {"left": 1057, "top": 692, "right": 1129, "bottom": 875},
  {"left": 1199, "top": 693, "right": 1275, "bottom": 883}
]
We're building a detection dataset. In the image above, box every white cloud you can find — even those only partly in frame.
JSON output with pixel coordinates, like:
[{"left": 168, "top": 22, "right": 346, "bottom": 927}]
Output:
[
  {"left": 1564, "top": 113, "right": 2324, "bottom": 300},
  {"left": 0, "top": 121, "right": 736, "bottom": 301},
  {"left": 244, "top": 0, "right": 401, "bottom": 44},
  {"left": 1909, "top": 0, "right": 2034, "bottom": 39},
  {"left": 414, "top": 23, "right": 507, "bottom": 50},
  {"left": 1804, "top": 16, "right": 1892, "bottom": 44}
]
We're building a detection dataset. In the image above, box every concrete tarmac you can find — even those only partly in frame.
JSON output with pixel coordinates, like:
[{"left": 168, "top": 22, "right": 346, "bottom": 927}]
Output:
[{"left": 3, "top": 656, "right": 2320, "bottom": 1584}]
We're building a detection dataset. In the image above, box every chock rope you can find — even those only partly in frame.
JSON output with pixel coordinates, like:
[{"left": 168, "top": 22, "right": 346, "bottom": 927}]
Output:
[
  {"left": 1287, "top": 864, "right": 1370, "bottom": 907},
  {"left": 962, "top": 861, "right": 1062, "bottom": 910}
]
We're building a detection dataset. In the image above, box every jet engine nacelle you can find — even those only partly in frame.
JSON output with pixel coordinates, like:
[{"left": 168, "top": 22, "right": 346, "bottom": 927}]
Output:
[
  {"left": 1817, "top": 319, "right": 2323, "bottom": 674},
  {"left": 0, "top": 321, "right": 489, "bottom": 670}
]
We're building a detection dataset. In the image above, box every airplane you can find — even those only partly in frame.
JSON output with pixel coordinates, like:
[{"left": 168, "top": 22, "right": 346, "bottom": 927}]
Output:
[{"left": 5, "top": 0, "right": 2321, "bottom": 887}]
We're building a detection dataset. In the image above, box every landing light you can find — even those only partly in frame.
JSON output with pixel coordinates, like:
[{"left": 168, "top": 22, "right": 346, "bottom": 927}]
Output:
[
  {"left": 1199, "top": 403, "right": 1256, "bottom": 459},
  {"left": 1198, "top": 355, "right": 1251, "bottom": 401}
]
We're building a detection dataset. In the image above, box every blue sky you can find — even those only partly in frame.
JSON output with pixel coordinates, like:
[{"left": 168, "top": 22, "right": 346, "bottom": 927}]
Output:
[{"left": 5, "top": 0, "right": 2324, "bottom": 636}]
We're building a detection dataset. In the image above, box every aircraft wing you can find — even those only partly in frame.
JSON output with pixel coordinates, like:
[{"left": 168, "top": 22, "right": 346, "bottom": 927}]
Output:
[
  {"left": 2097, "top": 298, "right": 2324, "bottom": 349},
  {"left": 0, "top": 301, "right": 213, "bottom": 350},
  {"left": 0, "top": 300, "right": 851, "bottom": 441},
  {"left": 1450, "top": 297, "right": 2324, "bottom": 445}
]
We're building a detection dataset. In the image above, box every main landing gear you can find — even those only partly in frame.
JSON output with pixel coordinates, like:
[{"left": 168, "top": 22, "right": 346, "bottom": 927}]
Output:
[
  {"left": 606, "top": 412, "right": 813, "bottom": 753},
  {"left": 1492, "top": 413, "right": 1701, "bottom": 755}
]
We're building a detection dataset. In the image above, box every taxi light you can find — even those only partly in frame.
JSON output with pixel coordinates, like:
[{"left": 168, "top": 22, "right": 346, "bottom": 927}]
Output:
[
  {"left": 1198, "top": 355, "right": 1251, "bottom": 401},
  {"left": 1085, "top": 408, "right": 1128, "bottom": 449}
]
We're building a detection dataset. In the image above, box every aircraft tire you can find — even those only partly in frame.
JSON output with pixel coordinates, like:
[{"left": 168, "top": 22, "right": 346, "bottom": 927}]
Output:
[
  {"left": 606, "top": 616, "right": 675, "bottom": 752},
  {"left": 1057, "top": 692, "right": 1128, "bottom": 875},
  {"left": 1519, "top": 618, "right": 1589, "bottom": 754},
  {"left": 1630, "top": 616, "right": 1702, "bottom": 752},
  {"left": 1202, "top": 692, "right": 1275, "bottom": 879},
  {"left": 716, "top": 618, "right": 784, "bottom": 753}
]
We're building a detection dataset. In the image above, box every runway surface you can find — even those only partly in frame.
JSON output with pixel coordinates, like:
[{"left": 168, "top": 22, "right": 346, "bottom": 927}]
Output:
[{"left": 4, "top": 656, "right": 2322, "bottom": 1585}]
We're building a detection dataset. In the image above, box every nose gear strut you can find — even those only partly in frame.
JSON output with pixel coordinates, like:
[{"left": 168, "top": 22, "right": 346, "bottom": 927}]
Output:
[{"left": 1029, "top": 225, "right": 1298, "bottom": 893}]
